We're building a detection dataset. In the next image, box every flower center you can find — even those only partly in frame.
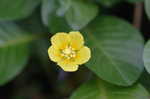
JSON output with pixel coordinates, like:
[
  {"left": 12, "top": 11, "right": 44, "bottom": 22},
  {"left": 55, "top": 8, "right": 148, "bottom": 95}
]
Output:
[{"left": 61, "top": 46, "right": 76, "bottom": 59}]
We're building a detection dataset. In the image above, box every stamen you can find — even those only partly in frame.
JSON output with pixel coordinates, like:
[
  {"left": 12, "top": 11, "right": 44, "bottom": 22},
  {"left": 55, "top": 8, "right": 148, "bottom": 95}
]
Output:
[{"left": 61, "top": 46, "right": 76, "bottom": 59}]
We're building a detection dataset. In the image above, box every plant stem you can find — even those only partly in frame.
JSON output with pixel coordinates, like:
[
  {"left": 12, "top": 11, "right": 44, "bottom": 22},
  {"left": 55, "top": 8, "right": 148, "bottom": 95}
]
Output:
[
  {"left": 133, "top": 3, "right": 143, "bottom": 29},
  {"left": 58, "top": 70, "right": 68, "bottom": 81}
]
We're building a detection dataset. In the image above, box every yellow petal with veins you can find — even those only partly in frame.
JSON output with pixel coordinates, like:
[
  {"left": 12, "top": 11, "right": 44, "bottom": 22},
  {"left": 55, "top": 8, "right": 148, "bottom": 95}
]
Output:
[
  {"left": 69, "top": 31, "right": 84, "bottom": 50},
  {"left": 75, "top": 46, "right": 91, "bottom": 65},
  {"left": 51, "top": 32, "right": 70, "bottom": 49},
  {"left": 48, "top": 46, "right": 61, "bottom": 62},
  {"left": 48, "top": 31, "right": 91, "bottom": 72}
]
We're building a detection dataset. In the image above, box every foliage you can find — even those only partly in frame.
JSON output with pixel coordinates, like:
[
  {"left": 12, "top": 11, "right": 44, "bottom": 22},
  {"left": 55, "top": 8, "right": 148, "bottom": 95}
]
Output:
[
  {"left": 145, "top": 0, "right": 150, "bottom": 19},
  {"left": 0, "top": 0, "right": 149, "bottom": 98},
  {"left": 83, "top": 16, "right": 144, "bottom": 86},
  {"left": 71, "top": 78, "right": 150, "bottom": 99}
]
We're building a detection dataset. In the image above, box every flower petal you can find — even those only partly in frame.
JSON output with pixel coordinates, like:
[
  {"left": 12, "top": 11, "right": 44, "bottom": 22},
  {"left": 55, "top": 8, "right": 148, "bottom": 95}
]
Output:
[
  {"left": 69, "top": 31, "right": 84, "bottom": 50},
  {"left": 48, "top": 46, "right": 61, "bottom": 62},
  {"left": 51, "top": 32, "right": 70, "bottom": 49},
  {"left": 75, "top": 46, "right": 91, "bottom": 65},
  {"left": 57, "top": 61, "right": 79, "bottom": 72}
]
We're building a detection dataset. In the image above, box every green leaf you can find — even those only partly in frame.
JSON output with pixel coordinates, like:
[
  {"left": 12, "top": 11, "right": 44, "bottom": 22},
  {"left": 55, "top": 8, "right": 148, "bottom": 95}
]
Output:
[
  {"left": 127, "top": 0, "right": 143, "bottom": 3},
  {"left": 56, "top": 0, "right": 71, "bottom": 16},
  {"left": 143, "top": 40, "right": 150, "bottom": 74},
  {"left": 34, "top": 39, "right": 49, "bottom": 65},
  {"left": 83, "top": 16, "right": 144, "bottom": 86},
  {"left": 48, "top": 15, "right": 71, "bottom": 33},
  {"left": 41, "top": 0, "right": 71, "bottom": 33},
  {"left": 145, "top": 0, "right": 150, "bottom": 19},
  {"left": 96, "top": 0, "right": 122, "bottom": 7},
  {"left": 70, "top": 78, "right": 150, "bottom": 99},
  {"left": 0, "top": 22, "right": 37, "bottom": 85},
  {"left": 0, "top": 0, "right": 41, "bottom": 20},
  {"left": 65, "top": 0, "right": 98, "bottom": 30},
  {"left": 139, "top": 70, "right": 150, "bottom": 92},
  {"left": 41, "top": 0, "right": 57, "bottom": 26}
]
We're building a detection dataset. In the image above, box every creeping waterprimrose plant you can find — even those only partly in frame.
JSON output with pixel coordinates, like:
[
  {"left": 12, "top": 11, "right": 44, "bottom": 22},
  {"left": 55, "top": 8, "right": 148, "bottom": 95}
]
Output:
[{"left": 0, "top": 0, "right": 150, "bottom": 98}]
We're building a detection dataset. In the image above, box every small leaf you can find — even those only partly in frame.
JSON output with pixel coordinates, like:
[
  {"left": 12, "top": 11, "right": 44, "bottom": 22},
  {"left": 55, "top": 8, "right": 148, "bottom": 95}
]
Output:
[
  {"left": 41, "top": 0, "right": 57, "bottom": 26},
  {"left": 48, "top": 15, "right": 71, "bottom": 33},
  {"left": 96, "top": 0, "right": 122, "bottom": 7},
  {"left": 83, "top": 16, "right": 144, "bottom": 86},
  {"left": 56, "top": 0, "right": 71, "bottom": 16},
  {"left": 65, "top": 0, "right": 98, "bottom": 30},
  {"left": 0, "top": 0, "right": 41, "bottom": 20},
  {"left": 145, "top": 0, "right": 150, "bottom": 19},
  {"left": 71, "top": 78, "right": 150, "bottom": 99},
  {"left": 41, "top": 0, "right": 71, "bottom": 33},
  {"left": 143, "top": 40, "right": 150, "bottom": 74},
  {"left": 0, "top": 22, "right": 37, "bottom": 85}
]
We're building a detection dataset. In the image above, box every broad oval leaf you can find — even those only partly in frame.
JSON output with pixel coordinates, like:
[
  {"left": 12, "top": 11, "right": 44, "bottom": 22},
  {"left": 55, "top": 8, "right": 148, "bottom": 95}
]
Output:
[
  {"left": 0, "top": 23, "right": 34, "bottom": 85},
  {"left": 145, "top": 0, "right": 150, "bottom": 19},
  {"left": 71, "top": 78, "right": 150, "bottom": 99},
  {"left": 143, "top": 40, "right": 150, "bottom": 74},
  {"left": 0, "top": 0, "right": 41, "bottom": 20},
  {"left": 83, "top": 16, "right": 144, "bottom": 86}
]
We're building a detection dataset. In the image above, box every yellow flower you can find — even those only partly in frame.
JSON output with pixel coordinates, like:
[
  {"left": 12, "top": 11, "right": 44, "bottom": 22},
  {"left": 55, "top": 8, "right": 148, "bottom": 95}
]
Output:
[{"left": 48, "top": 31, "right": 91, "bottom": 72}]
